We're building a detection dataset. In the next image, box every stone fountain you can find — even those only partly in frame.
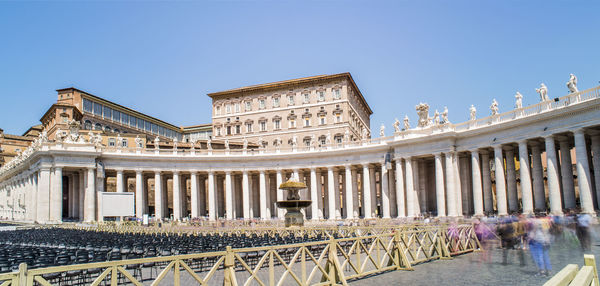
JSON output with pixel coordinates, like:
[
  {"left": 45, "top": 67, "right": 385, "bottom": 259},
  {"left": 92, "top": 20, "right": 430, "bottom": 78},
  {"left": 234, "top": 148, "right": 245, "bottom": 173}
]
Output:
[{"left": 276, "top": 178, "right": 312, "bottom": 227}]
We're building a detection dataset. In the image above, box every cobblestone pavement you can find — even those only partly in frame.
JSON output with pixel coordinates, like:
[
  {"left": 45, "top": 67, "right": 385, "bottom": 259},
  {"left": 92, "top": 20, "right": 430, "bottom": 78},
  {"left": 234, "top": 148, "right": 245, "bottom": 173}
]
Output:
[{"left": 349, "top": 235, "right": 600, "bottom": 286}]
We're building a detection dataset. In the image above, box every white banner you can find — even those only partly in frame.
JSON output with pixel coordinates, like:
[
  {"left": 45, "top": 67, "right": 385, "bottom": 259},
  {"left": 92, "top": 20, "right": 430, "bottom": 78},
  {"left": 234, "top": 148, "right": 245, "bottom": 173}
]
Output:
[{"left": 100, "top": 192, "right": 135, "bottom": 217}]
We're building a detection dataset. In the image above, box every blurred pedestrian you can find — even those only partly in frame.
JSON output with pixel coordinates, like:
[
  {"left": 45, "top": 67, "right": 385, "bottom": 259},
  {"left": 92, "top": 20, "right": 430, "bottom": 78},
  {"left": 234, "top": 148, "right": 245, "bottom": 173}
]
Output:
[
  {"left": 528, "top": 216, "right": 553, "bottom": 276},
  {"left": 576, "top": 212, "right": 592, "bottom": 252}
]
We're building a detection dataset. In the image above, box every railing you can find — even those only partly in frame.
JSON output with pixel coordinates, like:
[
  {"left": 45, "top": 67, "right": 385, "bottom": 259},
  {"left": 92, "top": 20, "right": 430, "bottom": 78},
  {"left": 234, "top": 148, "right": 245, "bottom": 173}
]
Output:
[
  {"left": 0, "top": 225, "right": 480, "bottom": 286},
  {"left": 544, "top": 254, "right": 599, "bottom": 286}
]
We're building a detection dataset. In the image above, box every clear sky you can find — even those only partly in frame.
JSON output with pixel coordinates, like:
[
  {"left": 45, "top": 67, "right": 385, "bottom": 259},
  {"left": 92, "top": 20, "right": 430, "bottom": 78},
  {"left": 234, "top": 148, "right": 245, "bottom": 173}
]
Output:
[{"left": 0, "top": 0, "right": 599, "bottom": 136}]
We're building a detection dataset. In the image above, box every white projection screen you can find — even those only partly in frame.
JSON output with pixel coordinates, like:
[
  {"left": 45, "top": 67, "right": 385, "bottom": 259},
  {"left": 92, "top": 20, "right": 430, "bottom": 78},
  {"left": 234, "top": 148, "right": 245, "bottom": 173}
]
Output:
[{"left": 101, "top": 192, "right": 135, "bottom": 217}]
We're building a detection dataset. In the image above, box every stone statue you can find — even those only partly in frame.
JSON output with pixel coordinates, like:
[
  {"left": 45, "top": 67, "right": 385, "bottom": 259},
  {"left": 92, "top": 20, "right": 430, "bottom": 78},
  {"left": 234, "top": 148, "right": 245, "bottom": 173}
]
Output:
[
  {"left": 361, "top": 127, "right": 368, "bottom": 139},
  {"left": 116, "top": 134, "right": 123, "bottom": 148},
  {"left": 567, "top": 73, "right": 578, "bottom": 93},
  {"left": 433, "top": 110, "right": 440, "bottom": 125},
  {"left": 515, "top": 92, "right": 523, "bottom": 109},
  {"left": 311, "top": 134, "right": 316, "bottom": 147},
  {"left": 536, "top": 83, "right": 550, "bottom": 101},
  {"left": 415, "top": 103, "right": 430, "bottom": 128},
  {"left": 224, "top": 139, "right": 229, "bottom": 150},
  {"left": 67, "top": 120, "right": 81, "bottom": 142},
  {"left": 441, "top": 107, "right": 449, "bottom": 124},
  {"left": 55, "top": 128, "right": 66, "bottom": 142},
  {"left": 344, "top": 129, "right": 350, "bottom": 142},
  {"left": 93, "top": 133, "right": 103, "bottom": 147},
  {"left": 173, "top": 137, "right": 178, "bottom": 150},
  {"left": 154, "top": 136, "right": 160, "bottom": 150},
  {"left": 274, "top": 137, "right": 281, "bottom": 147},
  {"left": 379, "top": 124, "right": 385, "bottom": 137},
  {"left": 258, "top": 137, "right": 264, "bottom": 148},
  {"left": 490, "top": 99, "right": 499, "bottom": 115},
  {"left": 292, "top": 135, "right": 298, "bottom": 147},
  {"left": 243, "top": 137, "right": 248, "bottom": 150},
  {"left": 87, "top": 131, "right": 95, "bottom": 143},
  {"left": 403, "top": 115, "right": 410, "bottom": 130},
  {"left": 134, "top": 135, "right": 143, "bottom": 148},
  {"left": 469, "top": 105, "right": 476, "bottom": 120},
  {"left": 40, "top": 130, "right": 48, "bottom": 143},
  {"left": 393, "top": 119, "right": 400, "bottom": 132},
  {"left": 325, "top": 132, "right": 332, "bottom": 145},
  {"left": 207, "top": 138, "right": 212, "bottom": 150}
]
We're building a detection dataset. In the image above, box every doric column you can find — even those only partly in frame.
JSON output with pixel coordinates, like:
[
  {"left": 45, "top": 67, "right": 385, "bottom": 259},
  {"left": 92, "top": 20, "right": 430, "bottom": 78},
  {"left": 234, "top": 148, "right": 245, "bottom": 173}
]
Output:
[
  {"left": 50, "top": 167, "right": 63, "bottom": 222},
  {"left": 190, "top": 172, "right": 199, "bottom": 218},
  {"left": 67, "top": 175, "right": 74, "bottom": 217},
  {"left": 530, "top": 142, "right": 546, "bottom": 211},
  {"left": 380, "top": 163, "right": 390, "bottom": 218},
  {"left": 434, "top": 153, "right": 446, "bottom": 217},
  {"left": 344, "top": 165, "right": 354, "bottom": 219},
  {"left": 310, "top": 168, "right": 319, "bottom": 220},
  {"left": 242, "top": 171, "right": 250, "bottom": 219},
  {"left": 37, "top": 168, "right": 51, "bottom": 222},
  {"left": 333, "top": 169, "right": 342, "bottom": 219},
  {"left": 471, "top": 150, "right": 484, "bottom": 216},
  {"left": 351, "top": 168, "right": 359, "bottom": 218},
  {"left": 574, "top": 129, "right": 595, "bottom": 213},
  {"left": 505, "top": 147, "right": 518, "bottom": 212},
  {"left": 369, "top": 166, "right": 377, "bottom": 217},
  {"left": 135, "top": 171, "right": 144, "bottom": 218},
  {"left": 327, "top": 167, "right": 336, "bottom": 220},
  {"left": 405, "top": 159, "right": 415, "bottom": 217},
  {"left": 559, "top": 138, "right": 576, "bottom": 209},
  {"left": 590, "top": 134, "right": 600, "bottom": 209},
  {"left": 481, "top": 150, "right": 493, "bottom": 213},
  {"left": 362, "top": 164, "right": 372, "bottom": 219},
  {"left": 494, "top": 146, "right": 508, "bottom": 216},
  {"left": 198, "top": 175, "right": 206, "bottom": 216},
  {"left": 154, "top": 171, "right": 163, "bottom": 220},
  {"left": 259, "top": 170, "right": 268, "bottom": 219},
  {"left": 172, "top": 171, "right": 182, "bottom": 220},
  {"left": 394, "top": 160, "right": 405, "bottom": 217},
  {"left": 544, "top": 136, "right": 563, "bottom": 215},
  {"left": 518, "top": 140, "right": 534, "bottom": 214},
  {"left": 116, "top": 170, "right": 124, "bottom": 193},
  {"left": 29, "top": 173, "right": 38, "bottom": 221},
  {"left": 276, "top": 170, "right": 283, "bottom": 219},
  {"left": 224, "top": 171, "right": 233, "bottom": 220},
  {"left": 72, "top": 173, "right": 79, "bottom": 219},
  {"left": 453, "top": 154, "right": 463, "bottom": 216},
  {"left": 84, "top": 167, "right": 96, "bottom": 222},
  {"left": 207, "top": 172, "right": 216, "bottom": 221},
  {"left": 444, "top": 153, "right": 457, "bottom": 216},
  {"left": 78, "top": 171, "right": 85, "bottom": 219}
]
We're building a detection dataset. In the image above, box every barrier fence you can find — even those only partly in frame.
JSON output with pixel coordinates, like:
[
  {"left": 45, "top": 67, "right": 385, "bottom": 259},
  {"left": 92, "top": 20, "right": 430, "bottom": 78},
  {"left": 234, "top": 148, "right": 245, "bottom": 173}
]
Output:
[{"left": 0, "top": 224, "right": 480, "bottom": 286}]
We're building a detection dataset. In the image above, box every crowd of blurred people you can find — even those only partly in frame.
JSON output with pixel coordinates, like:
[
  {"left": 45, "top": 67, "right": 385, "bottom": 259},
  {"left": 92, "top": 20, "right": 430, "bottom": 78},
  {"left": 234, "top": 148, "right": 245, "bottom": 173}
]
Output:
[{"left": 473, "top": 210, "right": 595, "bottom": 277}]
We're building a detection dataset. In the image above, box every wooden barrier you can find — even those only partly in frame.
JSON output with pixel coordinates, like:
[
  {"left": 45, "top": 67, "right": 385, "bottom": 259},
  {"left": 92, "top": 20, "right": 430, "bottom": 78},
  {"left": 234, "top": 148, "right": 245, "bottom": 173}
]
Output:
[
  {"left": 545, "top": 255, "right": 599, "bottom": 286},
  {"left": 0, "top": 224, "right": 480, "bottom": 286}
]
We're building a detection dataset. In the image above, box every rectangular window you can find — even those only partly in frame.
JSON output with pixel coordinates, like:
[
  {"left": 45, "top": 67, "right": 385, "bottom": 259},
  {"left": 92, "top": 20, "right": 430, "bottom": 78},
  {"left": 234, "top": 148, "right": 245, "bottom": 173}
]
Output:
[
  {"left": 93, "top": 102, "right": 102, "bottom": 116},
  {"left": 159, "top": 126, "right": 165, "bottom": 136},
  {"left": 303, "top": 93, "right": 310, "bottom": 104},
  {"left": 145, "top": 121, "right": 151, "bottom": 132},
  {"left": 235, "top": 125, "right": 241, "bottom": 134},
  {"left": 122, "top": 139, "right": 128, "bottom": 148},
  {"left": 112, "top": 110, "right": 120, "bottom": 122},
  {"left": 246, "top": 123, "right": 253, "bottom": 132},
  {"left": 216, "top": 106, "right": 221, "bottom": 115},
  {"left": 83, "top": 98, "right": 92, "bottom": 112},
  {"left": 318, "top": 91, "right": 325, "bottom": 102},
  {"left": 130, "top": 115, "right": 137, "bottom": 127},
  {"left": 304, "top": 118, "right": 310, "bottom": 127},
  {"left": 103, "top": 106, "right": 112, "bottom": 119},
  {"left": 273, "top": 97, "right": 280, "bottom": 108},
  {"left": 260, "top": 121, "right": 266, "bottom": 131},
  {"left": 121, "top": 113, "right": 128, "bottom": 125},
  {"left": 137, "top": 118, "right": 144, "bottom": 129},
  {"left": 334, "top": 89, "right": 341, "bottom": 99},
  {"left": 259, "top": 99, "right": 265, "bottom": 109},
  {"left": 335, "top": 114, "right": 341, "bottom": 123},
  {"left": 245, "top": 101, "right": 252, "bottom": 111},
  {"left": 151, "top": 123, "right": 158, "bottom": 134},
  {"left": 216, "top": 127, "right": 221, "bottom": 136},
  {"left": 274, "top": 119, "right": 281, "bottom": 130},
  {"left": 226, "top": 126, "right": 231, "bottom": 135},
  {"left": 235, "top": 103, "right": 240, "bottom": 113},
  {"left": 108, "top": 138, "right": 116, "bottom": 147},
  {"left": 320, "top": 116, "right": 326, "bottom": 125},
  {"left": 289, "top": 119, "right": 296, "bottom": 128},
  {"left": 226, "top": 104, "right": 232, "bottom": 114},
  {"left": 288, "top": 95, "right": 295, "bottom": 106}
]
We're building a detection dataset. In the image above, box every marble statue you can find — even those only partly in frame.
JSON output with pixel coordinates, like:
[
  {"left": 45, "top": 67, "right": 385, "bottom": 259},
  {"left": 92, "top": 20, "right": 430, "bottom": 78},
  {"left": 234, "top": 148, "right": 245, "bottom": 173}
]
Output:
[
  {"left": 362, "top": 127, "right": 368, "bottom": 140},
  {"left": 88, "top": 131, "right": 95, "bottom": 144},
  {"left": 344, "top": 129, "right": 350, "bottom": 142},
  {"left": 243, "top": 137, "right": 248, "bottom": 150},
  {"left": 514, "top": 92, "right": 523, "bottom": 109},
  {"left": 116, "top": 134, "right": 123, "bottom": 148},
  {"left": 311, "top": 134, "right": 316, "bottom": 147},
  {"left": 274, "top": 137, "right": 281, "bottom": 147},
  {"left": 536, "top": 83, "right": 550, "bottom": 101},
  {"left": 207, "top": 138, "right": 212, "bottom": 150},
  {"left": 490, "top": 99, "right": 499, "bottom": 115},
  {"left": 134, "top": 135, "right": 143, "bottom": 148},
  {"left": 173, "top": 137, "right": 178, "bottom": 150},
  {"left": 258, "top": 137, "right": 264, "bottom": 148},
  {"left": 393, "top": 119, "right": 400, "bottom": 132},
  {"left": 441, "top": 107, "right": 449, "bottom": 124},
  {"left": 40, "top": 131, "right": 48, "bottom": 143},
  {"left": 379, "top": 124, "right": 385, "bottom": 137},
  {"left": 469, "top": 105, "right": 476, "bottom": 120},
  {"left": 325, "top": 132, "right": 332, "bottom": 145},
  {"left": 55, "top": 128, "right": 66, "bottom": 142},
  {"left": 154, "top": 136, "right": 160, "bottom": 149},
  {"left": 567, "top": 73, "right": 578, "bottom": 93},
  {"left": 433, "top": 110, "right": 440, "bottom": 125},
  {"left": 292, "top": 135, "right": 298, "bottom": 147},
  {"left": 93, "top": 133, "right": 103, "bottom": 147},
  {"left": 415, "top": 103, "right": 430, "bottom": 128},
  {"left": 224, "top": 139, "right": 229, "bottom": 150},
  {"left": 403, "top": 115, "right": 410, "bottom": 130}
]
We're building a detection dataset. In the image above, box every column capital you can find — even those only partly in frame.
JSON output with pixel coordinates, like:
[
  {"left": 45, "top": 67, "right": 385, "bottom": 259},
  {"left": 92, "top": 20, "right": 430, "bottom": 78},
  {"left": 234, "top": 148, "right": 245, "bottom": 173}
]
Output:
[
  {"left": 154, "top": 170, "right": 162, "bottom": 175},
  {"left": 309, "top": 166, "right": 317, "bottom": 171},
  {"left": 574, "top": 128, "right": 586, "bottom": 135},
  {"left": 115, "top": 169, "right": 124, "bottom": 174},
  {"left": 173, "top": 170, "right": 180, "bottom": 175},
  {"left": 517, "top": 139, "right": 529, "bottom": 145},
  {"left": 135, "top": 170, "right": 143, "bottom": 175}
]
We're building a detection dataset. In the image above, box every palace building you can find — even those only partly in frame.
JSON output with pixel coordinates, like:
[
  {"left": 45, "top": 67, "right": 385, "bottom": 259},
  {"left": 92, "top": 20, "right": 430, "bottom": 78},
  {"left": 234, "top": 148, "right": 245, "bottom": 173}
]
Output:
[{"left": 1, "top": 73, "right": 600, "bottom": 223}]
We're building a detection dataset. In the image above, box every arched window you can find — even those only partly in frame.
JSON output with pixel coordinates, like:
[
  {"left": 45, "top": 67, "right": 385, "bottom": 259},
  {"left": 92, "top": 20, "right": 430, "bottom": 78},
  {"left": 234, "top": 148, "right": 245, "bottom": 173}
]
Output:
[
  {"left": 318, "top": 135, "right": 326, "bottom": 146},
  {"left": 303, "top": 137, "right": 311, "bottom": 147},
  {"left": 114, "top": 129, "right": 120, "bottom": 134},
  {"left": 94, "top": 123, "right": 102, "bottom": 131},
  {"left": 104, "top": 126, "right": 112, "bottom": 133},
  {"left": 84, "top": 120, "right": 92, "bottom": 130}
]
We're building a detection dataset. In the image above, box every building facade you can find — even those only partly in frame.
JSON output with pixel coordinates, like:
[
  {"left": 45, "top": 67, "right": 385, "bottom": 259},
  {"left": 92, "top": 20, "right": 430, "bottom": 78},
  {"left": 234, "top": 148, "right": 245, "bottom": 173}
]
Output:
[
  {"left": 209, "top": 73, "right": 372, "bottom": 149},
  {"left": 1, "top": 75, "right": 600, "bottom": 223}
]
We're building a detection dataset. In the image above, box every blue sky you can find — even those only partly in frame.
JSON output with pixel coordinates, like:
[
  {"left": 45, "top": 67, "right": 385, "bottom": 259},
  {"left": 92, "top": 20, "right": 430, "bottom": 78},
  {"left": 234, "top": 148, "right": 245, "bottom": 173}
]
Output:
[{"left": 0, "top": 0, "right": 599, "bottom": 136}]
